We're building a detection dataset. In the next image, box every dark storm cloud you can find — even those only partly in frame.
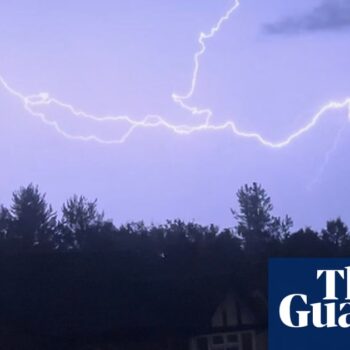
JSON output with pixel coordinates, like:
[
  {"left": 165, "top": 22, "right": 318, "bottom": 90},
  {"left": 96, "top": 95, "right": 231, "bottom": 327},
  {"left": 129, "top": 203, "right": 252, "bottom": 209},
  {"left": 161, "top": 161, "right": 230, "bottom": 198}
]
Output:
[{"left": 264, "top": 0, "right": 350, "bottom": 35}]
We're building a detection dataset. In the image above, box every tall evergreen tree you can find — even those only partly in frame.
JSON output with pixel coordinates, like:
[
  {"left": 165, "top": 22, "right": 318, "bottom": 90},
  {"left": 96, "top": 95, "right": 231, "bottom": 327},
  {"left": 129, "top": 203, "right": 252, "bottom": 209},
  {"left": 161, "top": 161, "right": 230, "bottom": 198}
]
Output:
[
  {"left": 232, "top": 183, "right": 292, "bottom": 252},
  {"left": 9, "top": 184, "right": 56, "bottom": 251}
]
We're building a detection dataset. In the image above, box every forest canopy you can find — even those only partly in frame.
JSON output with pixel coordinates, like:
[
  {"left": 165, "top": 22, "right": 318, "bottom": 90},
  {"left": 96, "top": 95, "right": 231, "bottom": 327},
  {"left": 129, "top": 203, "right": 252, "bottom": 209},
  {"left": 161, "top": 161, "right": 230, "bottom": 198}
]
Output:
[
  {"left": 0, "top": 182, "right": 349, "bottom": 257},
  {"left": 1, "top": 182, "right": 349, "bottom": 348}
]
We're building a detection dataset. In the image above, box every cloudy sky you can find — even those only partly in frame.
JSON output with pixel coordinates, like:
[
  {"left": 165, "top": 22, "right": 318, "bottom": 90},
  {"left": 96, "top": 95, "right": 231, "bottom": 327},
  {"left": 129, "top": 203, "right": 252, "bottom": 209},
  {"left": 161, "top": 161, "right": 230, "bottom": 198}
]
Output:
[{"left": 0, "top": 0, "right": 349, "bottom": 230}]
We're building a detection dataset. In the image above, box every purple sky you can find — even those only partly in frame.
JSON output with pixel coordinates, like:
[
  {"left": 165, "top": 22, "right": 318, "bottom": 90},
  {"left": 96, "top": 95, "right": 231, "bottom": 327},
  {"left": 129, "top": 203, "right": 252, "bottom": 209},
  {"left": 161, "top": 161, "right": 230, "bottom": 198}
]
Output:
[{"left": 0, "top": 0, "right": 350, "bottom": 230}]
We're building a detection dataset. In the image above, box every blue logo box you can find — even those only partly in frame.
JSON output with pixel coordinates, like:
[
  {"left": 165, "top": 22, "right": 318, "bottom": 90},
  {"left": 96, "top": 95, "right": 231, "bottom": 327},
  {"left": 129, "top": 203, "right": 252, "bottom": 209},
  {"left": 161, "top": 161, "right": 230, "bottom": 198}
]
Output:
[{"left": 269, "top": 258, "right": 350, "bottom": 350}]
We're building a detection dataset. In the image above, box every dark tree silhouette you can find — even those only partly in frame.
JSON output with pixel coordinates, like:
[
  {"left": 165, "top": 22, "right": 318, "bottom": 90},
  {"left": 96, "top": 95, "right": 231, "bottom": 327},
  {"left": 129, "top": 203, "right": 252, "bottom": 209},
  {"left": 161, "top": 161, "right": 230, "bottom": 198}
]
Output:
[
  {"left": 7, "top": 184, "right": 56, "bottom": 251},
  {"left": 232, "top": 182, "right": 292, "bottom": 253},
  {"left": 322, "top": 217, "right": 349, "bottom": 249},
  {"left": 0, "top": 205, "right": 11, "bottom": 240},
  {"left": 283, "top": 227, "right": 330, "bottom": 257},
  {"left": 58, "top": 195, "right": 104, "bottom": 250}
]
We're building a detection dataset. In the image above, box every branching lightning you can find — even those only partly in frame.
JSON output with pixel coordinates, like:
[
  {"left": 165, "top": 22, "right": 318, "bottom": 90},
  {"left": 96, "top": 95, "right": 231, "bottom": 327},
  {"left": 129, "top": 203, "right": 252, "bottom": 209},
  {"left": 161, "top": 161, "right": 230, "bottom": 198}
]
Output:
[
  {"left": 0, "top": 0, "right": 350, "bottom": 147},
  {"left": 171, "top": 0, "right": 240, "bottom": 123}
]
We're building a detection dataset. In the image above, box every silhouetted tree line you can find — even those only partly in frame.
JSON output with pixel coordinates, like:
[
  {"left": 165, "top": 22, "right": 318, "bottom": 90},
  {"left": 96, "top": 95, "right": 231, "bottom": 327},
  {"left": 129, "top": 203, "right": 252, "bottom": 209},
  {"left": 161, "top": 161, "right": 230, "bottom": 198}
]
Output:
[
  {"left": 0, "top": 183, "right": 349, "bottom": 348},
  {"left": 1, "top": 182, "right": 349, "bottom": 257}
]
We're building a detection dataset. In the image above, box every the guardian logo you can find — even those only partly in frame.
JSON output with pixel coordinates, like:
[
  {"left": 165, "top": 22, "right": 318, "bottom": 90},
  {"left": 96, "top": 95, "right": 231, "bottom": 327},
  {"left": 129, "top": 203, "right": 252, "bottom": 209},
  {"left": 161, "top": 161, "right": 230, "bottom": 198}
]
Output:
[
  {"left": 279, "top": 267, "right": 350, "bottom": 328},
  {"left": 269, "top": 259, "right": 350, "bottom": 350}
]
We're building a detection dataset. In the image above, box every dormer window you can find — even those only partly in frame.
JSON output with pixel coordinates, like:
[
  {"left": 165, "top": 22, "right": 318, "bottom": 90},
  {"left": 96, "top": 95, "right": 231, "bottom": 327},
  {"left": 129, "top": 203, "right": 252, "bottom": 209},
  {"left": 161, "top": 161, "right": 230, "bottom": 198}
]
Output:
[{"left": 194, "top": 331, "right": 255, "bottom": 350}]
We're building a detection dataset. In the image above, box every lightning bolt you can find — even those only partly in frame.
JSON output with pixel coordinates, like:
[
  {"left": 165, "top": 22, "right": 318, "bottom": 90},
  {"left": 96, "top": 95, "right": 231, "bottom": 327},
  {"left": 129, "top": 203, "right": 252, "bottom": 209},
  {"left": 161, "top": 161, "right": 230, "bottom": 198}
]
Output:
[
  {"left": 0, "top": 0, "right": 349, "bottom": 147},
  {"left": 308, "top": 123, "right": 347, "bottom": 189},
  {"left": 171, "top": 0, "right": 241, "bottom": 123}
]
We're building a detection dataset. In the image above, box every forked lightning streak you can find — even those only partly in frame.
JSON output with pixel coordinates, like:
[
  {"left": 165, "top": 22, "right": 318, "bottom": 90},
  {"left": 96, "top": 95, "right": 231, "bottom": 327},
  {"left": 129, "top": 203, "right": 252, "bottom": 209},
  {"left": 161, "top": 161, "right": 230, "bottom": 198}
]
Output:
[{"left": 0, "top": 0, "right": 349, "bottom": 147}]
